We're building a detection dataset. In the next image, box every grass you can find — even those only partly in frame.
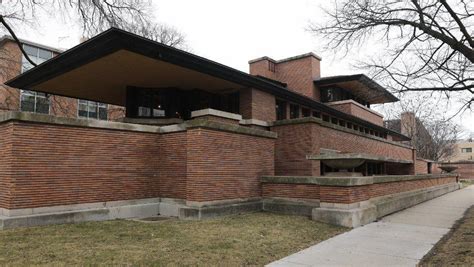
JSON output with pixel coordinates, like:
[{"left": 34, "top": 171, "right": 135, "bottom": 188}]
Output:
[
  {"left": 419, "top": 205, "right": 474, "bottom": 266},
  {"left": 0, "top": 212, "right": 346, "bottom": 266},
  {"left": 461, "top": 179, "right": 474, "bottom": 188}
]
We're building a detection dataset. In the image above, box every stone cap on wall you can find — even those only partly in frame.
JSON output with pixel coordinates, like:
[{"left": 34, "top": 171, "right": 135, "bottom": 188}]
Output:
[
  {"left": 191, "top": 108, "right": 242, "bottom": 121},
  {"left": 0, "top": 111, "right": 161, "bottom": 133},
  {"left": 0, "top": 111, "right": 276, "bottom": 139},
  {"left": 261, "top": 173, "right": 458, "bottom": 187},
  {"left": 307, "top": 153, "right": 413, "bottom": 164}
]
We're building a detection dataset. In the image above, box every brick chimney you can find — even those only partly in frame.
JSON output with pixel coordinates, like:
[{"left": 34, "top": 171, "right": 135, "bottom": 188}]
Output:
[
  {"left": 249, "top": 53, "right": 321, "bottom": 99},
  {"left": 400, "top": 112, "right": 417, "bottom": 138}
]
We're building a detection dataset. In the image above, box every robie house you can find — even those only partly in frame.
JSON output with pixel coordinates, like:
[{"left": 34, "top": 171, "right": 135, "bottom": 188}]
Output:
[{"left": 0, "top": 28, "right": 459, "bottom": 229}]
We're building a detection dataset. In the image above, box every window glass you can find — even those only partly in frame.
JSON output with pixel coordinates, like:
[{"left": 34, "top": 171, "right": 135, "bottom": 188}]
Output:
[
  {"left": 302, "top": 108, "right": 310, "bottom": 117},
  {"left": 23, "top": 45, "right": 37, "bottom": 56},
  {"left": 36, "top": 96, "right": 50, "bottom": 114},
  {"left": 20, "top": 90, "right": 49, "bottom": 114},
  {"left": 21, "top": 45, "right": 53, "bottom": 72},
  {"left": 275, "top": 99, "right": 287, "bottom": 120},
  {"left": 38, "top": 48, "right": 52, "bottom": 60},
  {"left": 127, "top": 87, "right": 239, "bottom": 119},
  {"left": 461, "top": 148, "right": 473, "bottom": 153},
  {"left": 78, "top": 100, "right": 108, "bottom": 120},
  {"left": 20, "top": 93, "right": 35, "bottom": 112},
  {"left": 290, "top": 104, "right": 300, "bottom": 119}
]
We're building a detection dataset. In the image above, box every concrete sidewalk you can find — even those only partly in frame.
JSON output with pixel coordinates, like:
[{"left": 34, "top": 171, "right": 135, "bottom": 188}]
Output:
[{"left": 268, "top": 185, "right": 474, "bottom": 267}]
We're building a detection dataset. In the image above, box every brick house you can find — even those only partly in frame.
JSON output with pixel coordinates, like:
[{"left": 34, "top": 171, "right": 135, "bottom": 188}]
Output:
[{"left": 0, "top": 28, "right": 460, "bottom": 229}]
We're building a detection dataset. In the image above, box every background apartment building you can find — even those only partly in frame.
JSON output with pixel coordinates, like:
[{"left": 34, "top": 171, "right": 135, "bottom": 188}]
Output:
[
  {"left": 449, "top": 138, "right": 474, "bottom": 161},
  {"left": 0, "top": 36, "right": 124, "bottom": 120}
]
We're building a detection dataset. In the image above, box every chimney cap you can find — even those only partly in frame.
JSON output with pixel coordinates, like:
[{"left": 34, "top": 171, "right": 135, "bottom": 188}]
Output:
[
  {"left": 277, "top": 52, "right": 322, "bottom": 63},
  {"left": 248, "top": 56, "right": 277, "bottom": 64},
  {"left": 248, "top": 52, "right": 322, "bottom": 65}
]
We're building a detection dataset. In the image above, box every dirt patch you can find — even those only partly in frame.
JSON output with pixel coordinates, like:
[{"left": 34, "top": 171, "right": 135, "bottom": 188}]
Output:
[{"left": 419, "top": 205, "right": 474, "bottom": 266}]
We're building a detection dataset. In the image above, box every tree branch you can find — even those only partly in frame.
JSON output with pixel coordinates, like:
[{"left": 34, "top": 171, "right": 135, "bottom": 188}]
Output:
[{"left": 0, "top": 15, "right": 37, "bottom": 67}]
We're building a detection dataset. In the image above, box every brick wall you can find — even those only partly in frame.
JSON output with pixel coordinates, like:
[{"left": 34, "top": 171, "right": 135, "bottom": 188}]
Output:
[
  {"left": 0, "top": 119, "right": 275, "bottom": 210},
  {"left": 249, "top": 54, "right": 321, "bottom": 100},
  {"left": 454, "top": 162, "right": 474, "bottom": 179},
  {"left": 186, "top": 128, "right": 275, "bottom": 202},
  {"left": 274, "top": 56, "right": 320, "bottom": 99},
  {"left": 0, "top": 123, "right": 13, "bottom": 209},
  {"left": 158, "top": 132, "right": 187, "bottom": 199},
  {"left": 319, "top": 176, "right": 456, "bottom": 204},
  {"left": 415, "top": 159, "right": 430, "bottom": 174},
  {"left": 239, "top": 88, "right": 276, "bottom": 122},
  {"left": 369, "top": 177, "right": 455, "bottom": 198},
  {"left": 262, "top": 175, "right": 456, "bottom": 205},
  {"left": 320, "top": 186, "right": 369, "bottom": 203},
  {"left": 248, "top": 59, "right": 276, "bottom": 80},
  {"left": 437, "top": 162, "right": 474, "bottom": 179},
  {"left": 272, "top": 121, "right": 414, "bottom": 176},
  {"left": 262, "top": 183, "right": 320, "bottom": 200},
  {"left": 2, "top": 120, "right": 161, "bottom": 209},
  {"left": 272, "top": 123, "right": 318, "bottom": 176}
]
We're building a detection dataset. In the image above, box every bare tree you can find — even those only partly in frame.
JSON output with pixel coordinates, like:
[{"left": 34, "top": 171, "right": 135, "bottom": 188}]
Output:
[
  {"left": 0, "top": 0, "right": 156, "bottom": 67},
  {"left": 126, "top": 21, "right": 188, "bottom": 50},
  {"left": 382, "top": 93, "right": 460, "bottom": 160},
  {"left": 424, "top": 119, "right": 459, "bottom": 161},
  {"left": 310, "top": 0, "right": 474, "bottom": 113}
]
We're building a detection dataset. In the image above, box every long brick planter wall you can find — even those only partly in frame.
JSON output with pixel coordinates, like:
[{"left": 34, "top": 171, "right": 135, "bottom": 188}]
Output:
[
  {"left": 262, "top": 175, "right": 456, "bottom": 204},
  {"left": 261, "top": 174, "right": 459, "bottom": 227}
]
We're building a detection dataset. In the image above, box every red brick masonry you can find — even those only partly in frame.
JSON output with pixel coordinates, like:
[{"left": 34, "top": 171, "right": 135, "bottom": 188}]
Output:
[
  {"left": 0, "top": 115, "right": 275, "bottom": 210},
  {"left": 262, "top": 175, "right": 457, "bottom": 204},
  {"left": 272, "top": 118, "right": 414, "bottom": 176}
]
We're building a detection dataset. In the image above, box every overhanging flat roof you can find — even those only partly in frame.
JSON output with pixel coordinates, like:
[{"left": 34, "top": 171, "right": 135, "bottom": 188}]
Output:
[
  {"left": 6, "top": 28, "right": 409, "bottom": 141},
  {"left": 314, "top": 74, "right": 398, "bottom": 104}
]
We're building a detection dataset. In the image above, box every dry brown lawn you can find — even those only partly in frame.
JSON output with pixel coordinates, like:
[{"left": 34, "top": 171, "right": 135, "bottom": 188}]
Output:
[{"left": 0, "top": 212, "right": 346, "bottom": 266}]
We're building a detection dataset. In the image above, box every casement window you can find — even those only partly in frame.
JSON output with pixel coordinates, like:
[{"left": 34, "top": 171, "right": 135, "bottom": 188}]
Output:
[
  {"left": 21, "top": 44, "right": 53, "bottom": 73},
  {"left": 20, "top": 90, "right": 50, "bottom": 114},
  {"left": 125, "top": 87, "right": 239, "bottom": 119},
  {"left": 289, "top": 104, "right": 299, "bottom": 119},
  {"left": 275, "top": 99, "right": 287, "bottom": 120},
  {"left": 78, "top": 100, "right": 108, "bottom": 120},
  {"left": 301, "top": 108, "right": 311, "bottom": 117},
  {"left": 20, "top": 45, "right": 54, "bottom": 114},
  {"left": 461, "top": 148, "right": 472, "bottom": 153}
]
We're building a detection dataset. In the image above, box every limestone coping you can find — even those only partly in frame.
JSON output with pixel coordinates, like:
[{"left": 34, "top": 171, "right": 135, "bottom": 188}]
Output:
[
  {"left": 307, "top": 153, "right": 413, "bottom": 164},
  {"left": 327, "top": 99, "right": 384, "bottom": 118},
  {"left": 184, "top": 119, "right": 277, "bottom": 139},
  {"left": 271, "top": 117, "right": 413, "bottom": 149},
  {"left": 0, "top": 111, "right": 161, "bottom": 133},
  {"left": 0, "top": 111, "right": 277, "bottom": 139},
  {"left": 239, "top": 119, "right": 270, "bottom": 127},
  {"left": 190, "top": 108, "right": 242, "bottom": 121},
  {"left": 261, "top": 173, "right": 457, "bottom": 187}
]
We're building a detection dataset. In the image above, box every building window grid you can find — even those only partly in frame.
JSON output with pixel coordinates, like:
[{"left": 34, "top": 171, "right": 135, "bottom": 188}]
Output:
[
  {"left": 20, "top": 44, "right": 54, "bottom": 115},
  {"left": 461, "top": 148, "right": 472, "bottom": 153},
  {"left": 20, "top": 90, "right": 50, "bottom": 114},
  {"left": 78, "top": 100, "right": 108, "bottom": 120}
]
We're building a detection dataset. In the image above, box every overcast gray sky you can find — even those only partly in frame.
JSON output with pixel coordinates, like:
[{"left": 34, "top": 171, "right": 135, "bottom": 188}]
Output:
[{"left": 12, "top": 0, "right": 474, "bottom": 135}]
